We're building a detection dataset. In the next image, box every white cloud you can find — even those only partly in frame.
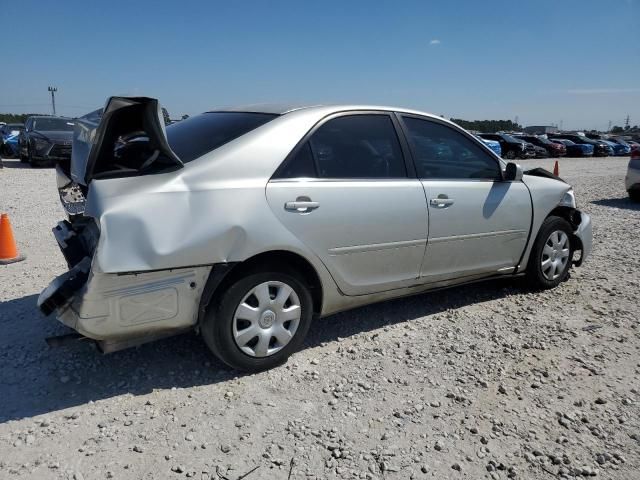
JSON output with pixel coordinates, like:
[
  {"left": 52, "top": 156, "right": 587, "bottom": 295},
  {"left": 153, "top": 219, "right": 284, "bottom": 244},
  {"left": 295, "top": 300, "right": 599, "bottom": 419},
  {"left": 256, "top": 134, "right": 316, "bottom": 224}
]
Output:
[
  {"left": 567, "top": 88, "right": 640, "bottom": 95},
  {"left": 429, "top": 39, "right": 441, "bottom": 45}
]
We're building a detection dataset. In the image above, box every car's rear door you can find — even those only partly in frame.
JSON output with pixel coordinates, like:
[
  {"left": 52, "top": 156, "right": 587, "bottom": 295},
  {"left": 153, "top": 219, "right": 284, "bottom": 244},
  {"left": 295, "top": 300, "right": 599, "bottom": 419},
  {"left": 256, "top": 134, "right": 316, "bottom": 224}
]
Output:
[
  {"left": 266, "top": 112, "right": 428, "bottom": 295},
  {"left": 399, "top": 115, "right": 532, "bottom": 283}
]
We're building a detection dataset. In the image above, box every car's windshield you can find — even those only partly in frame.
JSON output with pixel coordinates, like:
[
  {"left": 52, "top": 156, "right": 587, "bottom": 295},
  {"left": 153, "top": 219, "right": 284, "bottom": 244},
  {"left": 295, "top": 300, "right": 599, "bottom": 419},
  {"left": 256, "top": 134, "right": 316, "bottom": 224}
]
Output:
[
  {"left": 32, "top": 117, "right": 75, "bottom": 131},
  {"left": 166, "top": 111, "right": 278, "bottom": 163}
]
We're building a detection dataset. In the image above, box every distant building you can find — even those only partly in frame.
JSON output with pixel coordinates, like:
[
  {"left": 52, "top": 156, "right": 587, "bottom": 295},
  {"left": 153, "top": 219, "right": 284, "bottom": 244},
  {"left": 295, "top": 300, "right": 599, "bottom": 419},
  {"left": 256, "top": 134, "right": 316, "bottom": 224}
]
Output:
[{"left": 524, "top": 125, "right": 558, "bottom": 135}]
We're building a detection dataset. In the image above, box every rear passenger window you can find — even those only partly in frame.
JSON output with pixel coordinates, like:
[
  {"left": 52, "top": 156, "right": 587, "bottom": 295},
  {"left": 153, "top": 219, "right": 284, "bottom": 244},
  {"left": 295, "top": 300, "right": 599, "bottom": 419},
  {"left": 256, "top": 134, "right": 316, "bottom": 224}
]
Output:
[
  {"left": 310, "top": 115, "right": 406, "bottom": 178},
  {"left": 403, "top": 117, "right": 502, "bottom": 180},
  {"left": 277, "top": 142, "right": 316, "bottom": 178}
]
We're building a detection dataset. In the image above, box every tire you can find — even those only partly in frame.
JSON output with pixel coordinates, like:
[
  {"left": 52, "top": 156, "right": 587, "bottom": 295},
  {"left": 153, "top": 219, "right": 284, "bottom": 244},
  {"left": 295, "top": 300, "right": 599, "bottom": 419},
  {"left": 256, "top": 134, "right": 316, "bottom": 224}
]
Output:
[
  {"left": 27, "top": 147, "right": 34, "bottom": 166},
  {"left": 201, "top": 270, "right": 313, "bottom": 372},
  {"left": 526, "top": 216, "right": 574, "bottom": 289},
  {"left": 505, "top": 150, "right": 516, "bottom": 160},
  {"left": 629, "top": 190, "right": 640, "bottom": 202}
]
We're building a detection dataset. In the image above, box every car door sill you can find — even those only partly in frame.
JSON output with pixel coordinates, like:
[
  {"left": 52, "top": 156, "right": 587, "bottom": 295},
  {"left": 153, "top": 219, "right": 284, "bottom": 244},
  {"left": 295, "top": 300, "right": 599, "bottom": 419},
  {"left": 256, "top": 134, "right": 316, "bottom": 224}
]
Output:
[{"left": 345, "top": 267, "right": 518, "bottom": 298}]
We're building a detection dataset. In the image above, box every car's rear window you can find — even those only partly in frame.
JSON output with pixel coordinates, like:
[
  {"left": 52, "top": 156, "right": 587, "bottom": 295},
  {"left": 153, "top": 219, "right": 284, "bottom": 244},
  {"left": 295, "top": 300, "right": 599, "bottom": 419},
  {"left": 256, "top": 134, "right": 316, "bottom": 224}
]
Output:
[{"left": 166, "top": 112, "right": 278, "bottom": 163}]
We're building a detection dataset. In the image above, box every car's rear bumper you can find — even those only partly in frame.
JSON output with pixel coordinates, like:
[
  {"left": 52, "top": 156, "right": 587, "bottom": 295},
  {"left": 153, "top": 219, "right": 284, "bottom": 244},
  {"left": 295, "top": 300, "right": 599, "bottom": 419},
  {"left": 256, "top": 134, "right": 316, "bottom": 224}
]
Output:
[{"left": 38, "top": 219, "right": 211, "bottom": 349}]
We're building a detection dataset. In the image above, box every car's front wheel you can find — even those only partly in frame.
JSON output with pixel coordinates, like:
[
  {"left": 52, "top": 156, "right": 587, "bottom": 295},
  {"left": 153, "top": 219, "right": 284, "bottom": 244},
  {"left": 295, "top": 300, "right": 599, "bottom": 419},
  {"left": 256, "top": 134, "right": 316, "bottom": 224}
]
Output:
[
  {"left": 201, "top": 270, "right": 313, "bottom": 372},
  {"left": 526, "top": 216, "right": 574, "bottom": 289},
  {"left": 505, "top": 150, "right": 516, "bottom": 160},
  {"left": 629, "top": 190, "right": 640, "bottom": 202}
]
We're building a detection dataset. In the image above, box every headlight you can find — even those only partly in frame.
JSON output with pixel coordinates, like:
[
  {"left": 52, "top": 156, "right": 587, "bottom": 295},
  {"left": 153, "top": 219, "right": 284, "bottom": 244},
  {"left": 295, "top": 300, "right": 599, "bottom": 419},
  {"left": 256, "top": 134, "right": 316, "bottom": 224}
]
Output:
[{"left": 559, "top": 189, "right": 577, "bottom": 208}]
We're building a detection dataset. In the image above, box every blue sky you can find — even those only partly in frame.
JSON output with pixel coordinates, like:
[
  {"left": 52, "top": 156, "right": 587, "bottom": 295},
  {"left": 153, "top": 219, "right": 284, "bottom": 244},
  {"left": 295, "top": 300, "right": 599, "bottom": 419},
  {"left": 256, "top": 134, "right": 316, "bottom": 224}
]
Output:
[{"left": 1, "top": 0, "right": 638, "bottom": 130}]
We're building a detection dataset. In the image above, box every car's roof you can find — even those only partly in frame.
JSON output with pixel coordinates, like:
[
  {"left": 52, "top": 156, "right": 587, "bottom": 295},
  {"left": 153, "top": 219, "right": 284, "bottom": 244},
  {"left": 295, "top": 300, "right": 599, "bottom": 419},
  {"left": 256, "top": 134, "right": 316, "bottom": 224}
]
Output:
[{"left": 210, "top": 103, "right": 447, "bottom": 119}]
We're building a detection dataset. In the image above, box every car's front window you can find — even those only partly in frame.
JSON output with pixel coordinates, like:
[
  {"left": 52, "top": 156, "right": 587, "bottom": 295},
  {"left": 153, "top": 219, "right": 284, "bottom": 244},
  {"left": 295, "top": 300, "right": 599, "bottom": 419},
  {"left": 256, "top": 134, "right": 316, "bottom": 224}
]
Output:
[{"left": 403, "top": 117, "right": 502, "bottom": 181}]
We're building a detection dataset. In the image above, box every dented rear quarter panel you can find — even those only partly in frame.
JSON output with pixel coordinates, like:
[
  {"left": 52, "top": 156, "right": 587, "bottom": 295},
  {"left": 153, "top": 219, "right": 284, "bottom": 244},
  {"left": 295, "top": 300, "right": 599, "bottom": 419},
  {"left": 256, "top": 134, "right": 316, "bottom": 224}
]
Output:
[{"left": 83, "top": 108, "right": 344, "bottom": 312}]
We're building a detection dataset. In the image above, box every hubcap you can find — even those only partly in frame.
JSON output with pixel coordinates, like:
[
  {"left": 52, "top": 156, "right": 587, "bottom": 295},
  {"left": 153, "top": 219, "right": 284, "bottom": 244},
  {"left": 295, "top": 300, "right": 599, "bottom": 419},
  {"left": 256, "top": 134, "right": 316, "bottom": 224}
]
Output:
[
  {"left": 232, "top": 281, "right": 301, "bottom": 358},
  {"left": 541, "top": 230, "right": 570, "bottom": 281}
]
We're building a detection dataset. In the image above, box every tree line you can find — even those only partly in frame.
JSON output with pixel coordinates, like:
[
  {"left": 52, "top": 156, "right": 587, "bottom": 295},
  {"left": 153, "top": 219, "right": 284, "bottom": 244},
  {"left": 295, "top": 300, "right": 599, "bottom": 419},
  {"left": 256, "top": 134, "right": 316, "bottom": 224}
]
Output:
[
  {"left": 450, "top": 118, "right": 523, "bottom": 133},
  {"left": 0, "top": 113, "right": 45, "bottom": 124}
]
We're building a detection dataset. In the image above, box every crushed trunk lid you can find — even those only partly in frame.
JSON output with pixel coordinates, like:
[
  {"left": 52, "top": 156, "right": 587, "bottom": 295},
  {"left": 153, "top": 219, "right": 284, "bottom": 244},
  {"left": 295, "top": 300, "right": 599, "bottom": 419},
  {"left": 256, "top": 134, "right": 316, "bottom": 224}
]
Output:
[{"left": 71, "top": 96, "right": 182, "bottom": 186}]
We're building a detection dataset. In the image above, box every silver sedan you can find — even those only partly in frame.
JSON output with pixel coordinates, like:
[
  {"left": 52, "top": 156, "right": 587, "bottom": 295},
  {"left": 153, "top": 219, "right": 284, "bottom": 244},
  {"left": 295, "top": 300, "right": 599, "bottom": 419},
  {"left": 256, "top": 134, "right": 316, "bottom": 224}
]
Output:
[{"left": 39, "top": 97, "right": 592, "bottom": 371}]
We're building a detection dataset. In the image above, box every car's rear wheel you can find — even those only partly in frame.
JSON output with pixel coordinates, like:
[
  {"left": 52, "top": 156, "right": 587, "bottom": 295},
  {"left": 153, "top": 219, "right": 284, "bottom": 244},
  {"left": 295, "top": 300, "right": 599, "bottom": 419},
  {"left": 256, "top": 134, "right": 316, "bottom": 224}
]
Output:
[
  {"left": 629, "top": 190, "right": 640, "bottom": 202},
  {"left": 505, "top": 150, "right": 516, "bottom": 160},
  {"left": 527, "top": 216, "right": 574, "bottom": 289},
  {"left": 201, "top": 271, "right": 313, "bottom": 372}
]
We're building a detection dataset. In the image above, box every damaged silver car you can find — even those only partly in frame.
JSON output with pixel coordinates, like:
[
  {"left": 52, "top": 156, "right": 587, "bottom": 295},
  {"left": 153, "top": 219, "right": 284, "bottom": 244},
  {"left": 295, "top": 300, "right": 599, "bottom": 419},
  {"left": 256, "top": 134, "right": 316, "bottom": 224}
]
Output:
[{"left": 39, "top": 97, "right": 593, "bottom": 371}]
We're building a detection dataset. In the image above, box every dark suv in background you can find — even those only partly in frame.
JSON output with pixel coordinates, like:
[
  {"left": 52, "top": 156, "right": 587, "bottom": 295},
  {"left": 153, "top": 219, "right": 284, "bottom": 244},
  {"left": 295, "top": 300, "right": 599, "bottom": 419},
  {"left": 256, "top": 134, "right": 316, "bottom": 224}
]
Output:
[
  {"left": 18, "top": 116, "right": 75, "bottom": 167},
  {"left": 515, "top": 135, "right": 566, "bottom": 157},
  {"left": 478, "top": 133, "right": 534, "bottom": 159},
  {"left": 548, "top": 134, "right": 611, "bottom": 157}
]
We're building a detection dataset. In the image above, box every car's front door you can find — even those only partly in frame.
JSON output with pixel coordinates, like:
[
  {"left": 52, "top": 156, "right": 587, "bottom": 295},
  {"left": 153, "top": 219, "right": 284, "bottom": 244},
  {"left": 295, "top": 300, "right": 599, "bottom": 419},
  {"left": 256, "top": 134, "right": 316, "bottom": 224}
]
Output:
[
  {"left": 266, "top": 112, "right": 428, "bottom": 295},
  {"left": 399, "top": 115, "right": 532, "bottom": 283}
]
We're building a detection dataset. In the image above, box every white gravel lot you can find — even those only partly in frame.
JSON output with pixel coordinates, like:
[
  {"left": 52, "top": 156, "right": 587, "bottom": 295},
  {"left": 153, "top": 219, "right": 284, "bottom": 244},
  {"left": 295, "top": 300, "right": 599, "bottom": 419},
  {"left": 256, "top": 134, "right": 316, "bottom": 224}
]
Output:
[{"left": 0, "top": 156, "right": 639, "bottom": 480}]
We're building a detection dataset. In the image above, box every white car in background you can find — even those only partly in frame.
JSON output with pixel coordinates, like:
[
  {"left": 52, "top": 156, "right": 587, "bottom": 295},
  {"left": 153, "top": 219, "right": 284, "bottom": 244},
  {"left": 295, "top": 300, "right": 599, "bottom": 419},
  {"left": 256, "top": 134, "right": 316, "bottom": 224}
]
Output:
[{"left": 627, "top": 146, "right": 640, "bottom": 201}]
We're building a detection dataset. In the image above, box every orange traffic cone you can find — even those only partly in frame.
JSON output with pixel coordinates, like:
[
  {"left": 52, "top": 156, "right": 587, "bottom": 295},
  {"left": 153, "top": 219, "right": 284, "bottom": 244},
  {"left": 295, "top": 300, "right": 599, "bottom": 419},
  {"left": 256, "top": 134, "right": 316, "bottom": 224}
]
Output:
[
  {"left": 0, "top": 213, "right": 26, "bottom": 264},
  {"left": 553, "top": 160, "right": 559, "bottom": 176}
]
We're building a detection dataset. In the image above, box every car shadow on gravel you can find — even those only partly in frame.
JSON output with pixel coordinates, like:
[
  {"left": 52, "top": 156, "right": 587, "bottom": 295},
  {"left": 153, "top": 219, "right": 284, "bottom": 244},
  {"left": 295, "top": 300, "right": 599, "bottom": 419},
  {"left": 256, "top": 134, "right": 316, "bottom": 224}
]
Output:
[
  {"left": 0, "top": 278, "right": 518, "bottom": 424},
  {"left": 591, "top": 197, "right": 640, "bottom": 211}
]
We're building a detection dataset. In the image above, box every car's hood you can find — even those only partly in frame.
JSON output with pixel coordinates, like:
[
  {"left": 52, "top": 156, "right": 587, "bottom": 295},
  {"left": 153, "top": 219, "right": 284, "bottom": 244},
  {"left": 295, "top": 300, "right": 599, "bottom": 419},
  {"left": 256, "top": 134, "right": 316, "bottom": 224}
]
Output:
[
  {"left": 32, "top": 130, "right": 73, "bottom": 143},
  {"left": 523, "top": 167, "right": 567, "bottom": 184}
]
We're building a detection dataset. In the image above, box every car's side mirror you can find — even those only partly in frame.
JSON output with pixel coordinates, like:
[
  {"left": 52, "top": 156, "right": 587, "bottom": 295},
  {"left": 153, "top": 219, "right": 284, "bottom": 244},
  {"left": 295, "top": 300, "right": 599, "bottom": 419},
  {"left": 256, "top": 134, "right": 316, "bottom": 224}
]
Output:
[{"left": 504, "top": 162, "right": 523, "bottom": 181}]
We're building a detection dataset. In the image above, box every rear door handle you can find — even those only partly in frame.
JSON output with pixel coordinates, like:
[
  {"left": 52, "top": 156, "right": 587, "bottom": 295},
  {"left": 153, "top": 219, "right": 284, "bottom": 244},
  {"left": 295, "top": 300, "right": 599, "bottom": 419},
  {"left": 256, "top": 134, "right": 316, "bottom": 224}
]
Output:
[
  {"left": 430, "top": 197, "right": 454, "bottom": 207},
  {"left": 284, "top": 201, "right": 319, "bottom": 212}
]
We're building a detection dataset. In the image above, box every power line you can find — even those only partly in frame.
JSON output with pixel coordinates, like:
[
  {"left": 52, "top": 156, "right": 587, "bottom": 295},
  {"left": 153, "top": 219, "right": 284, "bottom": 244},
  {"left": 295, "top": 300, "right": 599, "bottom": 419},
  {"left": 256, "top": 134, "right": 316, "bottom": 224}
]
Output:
[{"left": 48, "top": 86, "right": 57, "bottom": 115}]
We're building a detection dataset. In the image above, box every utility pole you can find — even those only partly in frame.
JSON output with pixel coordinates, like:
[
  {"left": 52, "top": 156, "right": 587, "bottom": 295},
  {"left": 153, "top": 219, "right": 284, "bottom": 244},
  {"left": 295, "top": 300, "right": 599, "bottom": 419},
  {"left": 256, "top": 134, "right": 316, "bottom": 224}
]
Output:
[
  {"left": 48, "top": 86, "right": 57, "bottom": 116},
  {"left": 560, "top": 119, "right": 563, "bottom": 131},
  {"left": 625, "top": 115, "right": 630, "bottom": 129},
  {"left": 608, "top": 120, "right": 612, "bottom": 132}
]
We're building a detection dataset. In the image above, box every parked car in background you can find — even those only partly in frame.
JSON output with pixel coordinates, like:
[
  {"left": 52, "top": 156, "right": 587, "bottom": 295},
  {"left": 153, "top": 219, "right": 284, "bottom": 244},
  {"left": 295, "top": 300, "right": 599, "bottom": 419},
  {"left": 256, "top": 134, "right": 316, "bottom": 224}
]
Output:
[
  {"left": 0, "top": 123, "right": 24, "bottom": 157},
  {"left": 477, "top": 136, "right": 502, "bottom": 156},
  {"left": 600, "top": 139, "right": 631, "bottom": 156},
  {"left": 515, "top": 134, "right": 566, "bottom": 157},
  {"left": 551, "top": 139, "right": 594, "bottom": 157},
  {"left": 478, "top": 133, "right": 533, "bottom": 159},
  {"left": 18, "top": 116, "right": 75, "bottom": 167},
  {"left": 626, "top": 140, "right": 640, "bottom": 149},
  {"left": 39, "top": 96, "right": 592, "bottom": 372},
  {"left": 606, "top": 138, "right": 632, "bottom": 156},
  {"left": 527, "top": 142, "right": 548, "bottom": 158},
  {"left": 626, "top": 147, "right": 640, "bottom": 201},
  {"left": 548, "top": 134, "right": 611, "bottom": 157}
]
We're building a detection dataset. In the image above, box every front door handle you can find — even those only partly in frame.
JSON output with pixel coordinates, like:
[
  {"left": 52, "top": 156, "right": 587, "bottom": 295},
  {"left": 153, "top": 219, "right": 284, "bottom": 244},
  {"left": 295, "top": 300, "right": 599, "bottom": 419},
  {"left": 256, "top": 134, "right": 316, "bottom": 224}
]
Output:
[
  {"left": 285, "top": 200, "right": 319, "bottom": 213},
  {"left": 430, "top": 197, "right": 454, "bottom": 207}
]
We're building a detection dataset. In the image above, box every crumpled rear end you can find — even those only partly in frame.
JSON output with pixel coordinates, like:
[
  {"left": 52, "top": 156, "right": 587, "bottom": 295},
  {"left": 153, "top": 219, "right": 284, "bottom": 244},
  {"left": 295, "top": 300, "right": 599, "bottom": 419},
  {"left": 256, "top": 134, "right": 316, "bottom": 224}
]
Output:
[{"left": 38, "top": 216, "right": 211, "bottom": 350}]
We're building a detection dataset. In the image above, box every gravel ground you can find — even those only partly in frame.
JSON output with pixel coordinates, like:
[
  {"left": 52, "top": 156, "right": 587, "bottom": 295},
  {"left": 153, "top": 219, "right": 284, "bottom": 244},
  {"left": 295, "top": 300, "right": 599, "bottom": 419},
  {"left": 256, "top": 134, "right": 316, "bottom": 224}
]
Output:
[{"left": 1, "top": 156, "right": 639, "bottom": 480}]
